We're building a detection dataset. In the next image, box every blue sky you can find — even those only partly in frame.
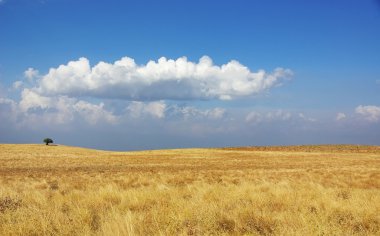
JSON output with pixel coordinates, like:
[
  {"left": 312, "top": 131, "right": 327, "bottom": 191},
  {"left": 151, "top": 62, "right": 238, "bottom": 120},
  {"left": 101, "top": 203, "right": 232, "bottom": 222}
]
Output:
[{"left": 0, "top": 0, "right": 379, "bottom": 150}]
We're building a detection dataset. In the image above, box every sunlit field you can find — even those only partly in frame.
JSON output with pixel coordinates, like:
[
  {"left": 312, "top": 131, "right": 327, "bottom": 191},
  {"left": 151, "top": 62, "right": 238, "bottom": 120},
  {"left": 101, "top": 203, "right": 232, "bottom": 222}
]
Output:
[{"left": 0, "top": 144, "right": 379, "bottom": 235}]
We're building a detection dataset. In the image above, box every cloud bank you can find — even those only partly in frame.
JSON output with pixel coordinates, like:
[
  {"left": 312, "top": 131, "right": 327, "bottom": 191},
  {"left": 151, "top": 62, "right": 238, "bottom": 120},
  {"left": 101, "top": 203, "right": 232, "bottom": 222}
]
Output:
[
  {"left": 1, "top": 88, "right": 229, "bottom": 128},
  {"left": 1, "top": 55, "right": 379, "bottom": 150},
  {"left": 33, "top": 56, "right": 293, "bottom": 101},
  {"left": 0, "top": 55, "right": 293, "bottom": 129}
]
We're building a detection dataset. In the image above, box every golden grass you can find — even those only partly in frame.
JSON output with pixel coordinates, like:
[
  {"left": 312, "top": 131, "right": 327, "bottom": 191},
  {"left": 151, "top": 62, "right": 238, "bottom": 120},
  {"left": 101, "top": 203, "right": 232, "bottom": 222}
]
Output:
[{"left": 0, "top": 144, "right": 379, "bottom": 235}]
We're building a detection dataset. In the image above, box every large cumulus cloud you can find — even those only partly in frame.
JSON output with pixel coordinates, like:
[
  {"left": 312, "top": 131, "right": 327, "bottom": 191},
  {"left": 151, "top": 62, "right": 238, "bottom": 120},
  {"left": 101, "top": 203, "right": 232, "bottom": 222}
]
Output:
[{"left": 34, "top": 56, "right": 293, "bottom": 101}]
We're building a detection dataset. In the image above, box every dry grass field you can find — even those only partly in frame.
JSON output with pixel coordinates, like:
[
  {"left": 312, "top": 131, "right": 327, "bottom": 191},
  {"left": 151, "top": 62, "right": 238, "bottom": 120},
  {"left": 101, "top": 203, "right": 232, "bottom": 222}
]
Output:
[{"left": 0, "top": 144, "right": 379, "bottom": 235}]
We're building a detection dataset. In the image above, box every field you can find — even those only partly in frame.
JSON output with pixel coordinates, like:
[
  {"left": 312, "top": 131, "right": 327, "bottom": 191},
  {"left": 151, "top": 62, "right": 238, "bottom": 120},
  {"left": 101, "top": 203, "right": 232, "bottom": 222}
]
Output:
[{"left": 0, "top": 144, "right": 379, "bottom": 235}]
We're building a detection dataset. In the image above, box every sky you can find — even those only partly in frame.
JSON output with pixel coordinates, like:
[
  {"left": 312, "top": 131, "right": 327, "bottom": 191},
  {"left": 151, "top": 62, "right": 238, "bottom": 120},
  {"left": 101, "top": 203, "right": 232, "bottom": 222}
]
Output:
[{"left": 0, "top": 0, "right": 379, "bottom": 150}]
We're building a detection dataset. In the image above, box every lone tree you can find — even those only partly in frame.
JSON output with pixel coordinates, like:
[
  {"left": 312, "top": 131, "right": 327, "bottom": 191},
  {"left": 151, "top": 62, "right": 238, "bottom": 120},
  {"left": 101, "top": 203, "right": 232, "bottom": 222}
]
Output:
[{"left": 43, "top": 138, "right": 53, "bottom": 145}]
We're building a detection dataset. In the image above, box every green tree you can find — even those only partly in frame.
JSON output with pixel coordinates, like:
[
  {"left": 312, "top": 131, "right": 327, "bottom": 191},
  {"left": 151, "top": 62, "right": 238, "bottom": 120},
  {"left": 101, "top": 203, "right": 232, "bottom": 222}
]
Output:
[{"left": 43, "top": 138, "right": 53, "bottom": 145}]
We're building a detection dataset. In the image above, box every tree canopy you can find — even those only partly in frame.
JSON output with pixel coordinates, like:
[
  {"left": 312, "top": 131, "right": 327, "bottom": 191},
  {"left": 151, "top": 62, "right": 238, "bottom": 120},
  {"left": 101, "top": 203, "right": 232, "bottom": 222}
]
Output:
[{"left": 43, "top": 138, "right": 53, "bottom": 145}]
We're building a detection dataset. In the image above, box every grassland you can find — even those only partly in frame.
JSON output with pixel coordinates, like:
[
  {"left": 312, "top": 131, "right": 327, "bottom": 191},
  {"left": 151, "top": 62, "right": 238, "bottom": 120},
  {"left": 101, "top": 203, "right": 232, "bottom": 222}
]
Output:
[{"left": 0, "top": 144, "right": 379, "bottom": 235}]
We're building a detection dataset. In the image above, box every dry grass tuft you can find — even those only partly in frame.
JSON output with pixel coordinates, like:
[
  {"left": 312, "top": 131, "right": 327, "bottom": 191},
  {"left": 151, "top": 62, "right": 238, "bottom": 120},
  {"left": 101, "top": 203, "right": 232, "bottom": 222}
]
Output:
[{"left": 0, "top": 196, "right": 22, "bottom": 213}]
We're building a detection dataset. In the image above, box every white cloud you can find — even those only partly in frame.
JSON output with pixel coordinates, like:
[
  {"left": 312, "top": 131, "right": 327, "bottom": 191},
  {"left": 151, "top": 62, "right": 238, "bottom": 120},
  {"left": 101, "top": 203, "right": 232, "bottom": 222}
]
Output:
[
  {"left": 0, "top": 97, "right": 15, "bottom": 106},
  {"left": 127, "top": 101, "right": 167, "bottom": 119},
  {"left": 0, "top": 97, "right": 17, "bottom": 115},
  {"left": 355, "top": 105, "right": 380, "bottom": 122},
  {"left": 207, "top": 107, "right": 226, "bottom": 119},
  {"left": 125, "top": 101, "right": 226, "bottom": 120},
  {"left": 170, "top": 105, "right": 226, "bottom": 120},
  {"left": 336, "top": 112, "right": 346, "bottom": 121},
  {"left": 245, "top": 111, "right": 262, "bottom": 123},
  {"left": 14, "top": 89, "right": 119, "bottom": 125},
  {"left": 33, "top": 56, "right": 292, "bottom": 101},
  {"left": 12, "top": 81, "right": 23, "bottom": 89},
  {"left": 0, "top": 98, "right": 15, "bottom": 123},
  {"left": 24, "top": 68, "right": 40, "bottom": 82},
  {"left": 266, "top": 110, "right": 292, "bottom": 121},
  {"left": 298, "top": 113, "right": 317, "bottom": 122},
  {"left": 246, "top": 109, "right": 292, "bottom": 124},
  {"left": 73, "top": 101, "right": 118, "bottom": 125},
  {"left": 19, "top": 89, "right": 52, "bottom": 112}
]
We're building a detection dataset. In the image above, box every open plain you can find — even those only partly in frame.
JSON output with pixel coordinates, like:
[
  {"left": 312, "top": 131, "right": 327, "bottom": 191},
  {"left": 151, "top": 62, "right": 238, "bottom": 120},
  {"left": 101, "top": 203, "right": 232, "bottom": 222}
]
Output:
[{"left": 0, "top": 144, "right": 379, "bottom": 235}]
